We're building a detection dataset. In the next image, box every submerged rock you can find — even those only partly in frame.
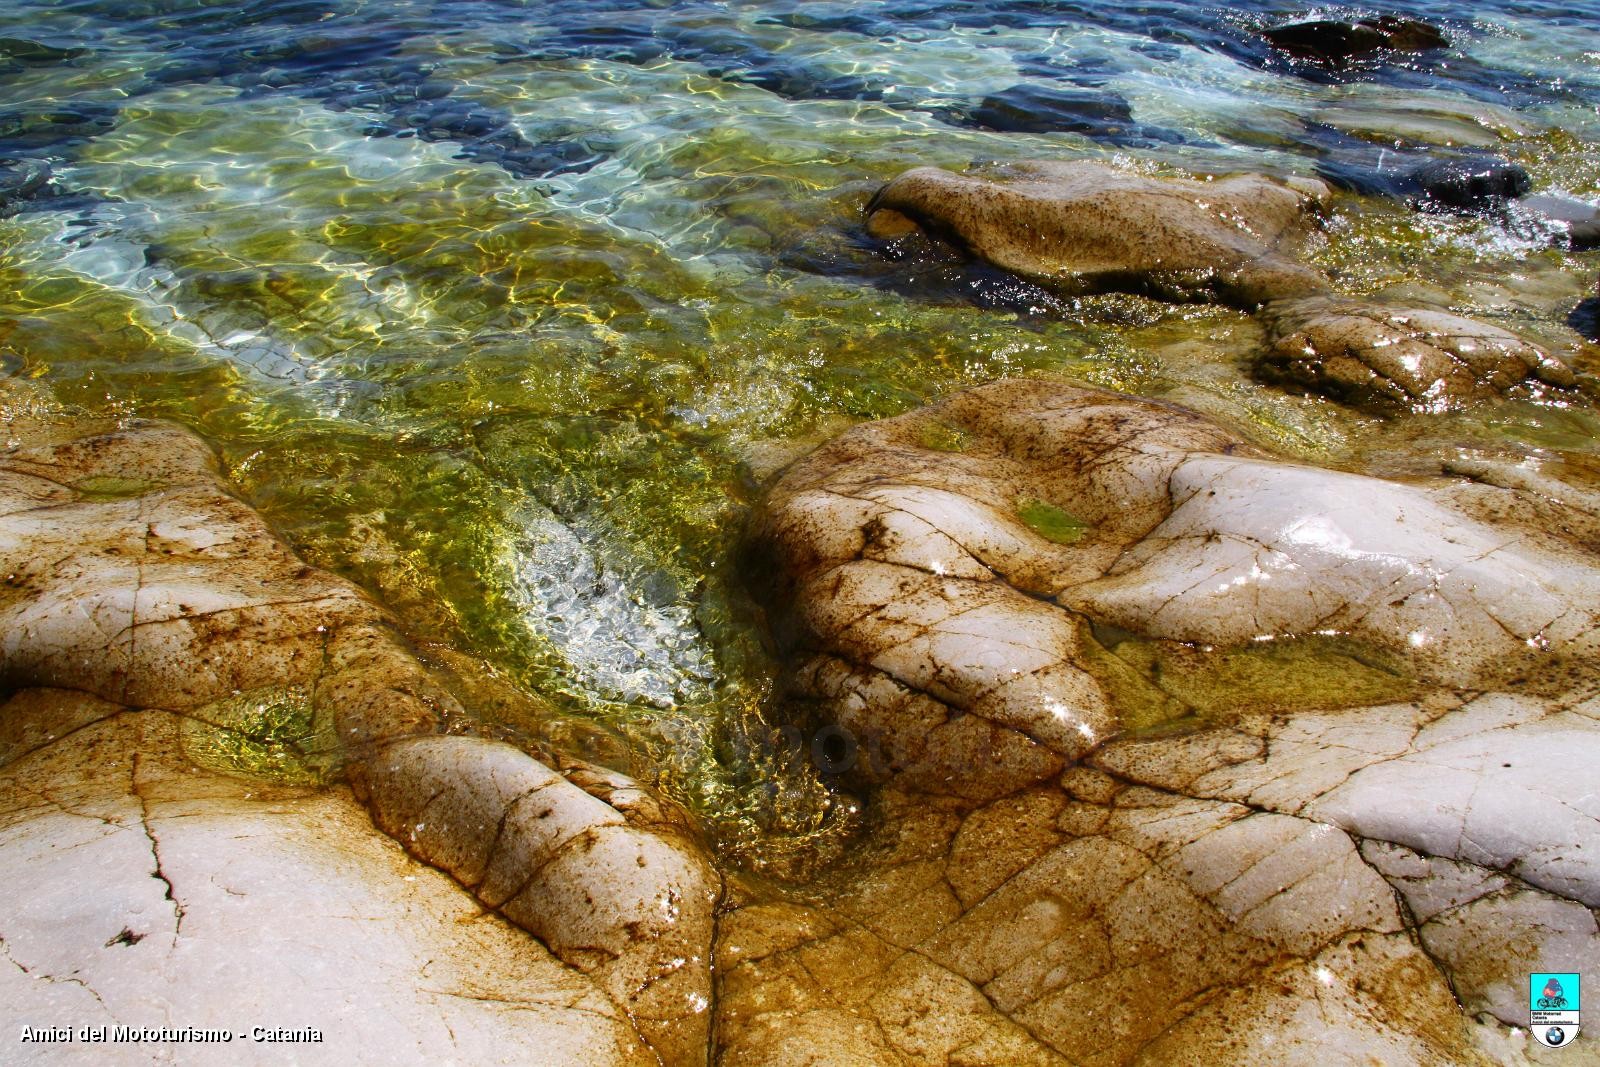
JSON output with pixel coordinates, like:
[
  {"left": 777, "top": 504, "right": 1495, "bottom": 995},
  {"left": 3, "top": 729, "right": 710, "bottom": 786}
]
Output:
[
  {"left": 866, "top": 161, "right": 1332, "bottom": 309},
  {"left": 948, "top": 84, "right": 1185, "bottom": 147},
  {"left": 0, "top": 388, "right": 718, "bottom": 1066},
  {"left": 1572, "top": 297, "right": 1600, "bottom": 342},
  {"left": 1574, "top": 219, "right": 1600, "bottom": 252},
  {"left": 508, "top": 504, "right": 713, "bottom": 710},
  {"left": 733, "top": 378, "right": 1600, "bottom": 1064},
  {"left": 1258, "top": 296, "right": 1574, "bottom": 413},
  {"left": 0, "top": 37, "right": 85, "bottom": 63},
  {"left": 962, "top": 84, "right": 1134, "bottom": 135},
  {"left": 0, "top": 157, "right": 54, "bottom": 217},
  {"left": 1262, "top": 17, "right": 1448, "bottom": 65},
  {"left": 866, "top": 161, "right": 1577, "bottom": 413}
]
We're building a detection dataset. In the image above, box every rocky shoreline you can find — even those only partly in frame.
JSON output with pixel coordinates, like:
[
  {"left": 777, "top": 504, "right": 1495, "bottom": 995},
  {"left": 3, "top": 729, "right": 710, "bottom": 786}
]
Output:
[{"left": 3, "top": 7, "right": 1599, "bottom": 1064}]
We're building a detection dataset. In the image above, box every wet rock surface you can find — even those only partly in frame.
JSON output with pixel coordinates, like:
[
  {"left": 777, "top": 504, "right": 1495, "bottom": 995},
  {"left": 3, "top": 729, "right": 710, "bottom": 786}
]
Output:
[
  {"left": 733, "top": 377, "right": 1599, "bottom": 1064},
  {"left": 0, "top": 691, "right": 660, "bottom": 1067},
  {"left": 716, "top": 780, "right": 1527, "bottom": 1066},
  {"left": 865, "top": 161, "right": 1333, "bottom": 309},
  {"left": 1258, "top": 296, "right": 1575, "bottom": 413},
  {"left": 1262, "top": 17, "right": 1449, "bottom": 66},
  {"left": 8, "top": 365, "right": 1600, "bottom": 1063},
  {"left": 754, "top": 379, "right": 1600, "bottom": 737},
  {"left": 0, "top": 387, "right": 718, "bottom": 1066},
  {"left": 357, "top": 736, "right": 719, "bottom": 1067},
  {"left": 868, "top": 161, "right": 1577, "bottom": 413},
  {"left": 1412, "top": 156, "right": 1533, "bottom": 212}
]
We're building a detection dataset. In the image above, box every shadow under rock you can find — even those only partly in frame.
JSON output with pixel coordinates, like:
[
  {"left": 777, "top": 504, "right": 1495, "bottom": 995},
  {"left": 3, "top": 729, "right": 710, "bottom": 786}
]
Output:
[{"left": 1570, "top": 297, "right": 1600, "bottom": 343}]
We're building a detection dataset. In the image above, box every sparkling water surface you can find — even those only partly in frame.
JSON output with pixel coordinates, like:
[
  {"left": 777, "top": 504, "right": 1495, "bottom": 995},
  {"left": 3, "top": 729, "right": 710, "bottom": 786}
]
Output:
[{"left": 3, "top": 0, "right": 1599, "bottom": 874}]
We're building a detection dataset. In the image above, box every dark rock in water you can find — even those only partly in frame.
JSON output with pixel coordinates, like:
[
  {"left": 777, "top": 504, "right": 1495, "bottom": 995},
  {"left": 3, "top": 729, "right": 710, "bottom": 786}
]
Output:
[
  {"left": 1363, "top": 16, "right": 1451, "bottom": 51},
  {"left": 340, "top": 84, "right": 605, "bottom": 181},
  {"left": 487, "top": 136, "right": 608, "bottom": 180},
  {"left": 1572, "top": 220, "right": 1600, "bottom": 252},
  {"left": 1319, "top": 147, "right": 1542, "bottom": 220},
  {"left": 1571, "top": 298, "right": 1600, "bottom": 340},
  {"left": 539, "top": 25, "right": 668, "bottom": 65},
  {"left": 1264, "top": 20, "right": 1388, "bottom": 60},
  {"left": 0, "top": 157, "right": 54, "bottom": 216},
  {"left": 722, "top": 60, "right": 882, "bottom": 102},
  {"left": 0, "top": 104, "right": 117, "bottom": 155},
  {"left": 0, "top": 37, "right": 86, "bottom": 63},
  {"left": 1313, "top": 156, "right": 1421, "bottom": 200},
  {"left": 965, "top": 84, "right": 1134, "bottom": 135},
  {"left": 1013, "top": 54, "right": 1120, "bottom": 85},
  {"left": 1301, "top": 122, "right": 1440, "bottom": 199},
  {"left": 1131, "top": 40, "right": 1182, "bottom": 62},
  {"left": 1411, "top": 157, "right": 1531, "bottom": 211},
  {"left": 763, "top": 10, "right": 888, "bottom": 36},
  {"left": 1263, "top": 17, "right": 1448, "bottom": 64},
  {"left": 946, "top": 84, "right": 1188, "bottom": 148}
]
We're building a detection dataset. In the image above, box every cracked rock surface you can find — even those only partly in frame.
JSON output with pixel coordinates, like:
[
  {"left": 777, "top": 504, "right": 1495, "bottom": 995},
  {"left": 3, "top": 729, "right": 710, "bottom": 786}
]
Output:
[
  {"left": 8, "top": 377, "right": 1599, "bottom": 1065},
  {"left": 0, "top": 691, "right": 658, "bottom": 1066},
  {"left": 1259, "top": 296, "right": 1575, "bottom": 414},
  {"left": 734, "top": 377, "right": 1599, "bottom": 1064},
  {"left": 866, "top": 162, "right": 1574, "bottom": 412},
  {"left": 0, "top": 387, "right": 718, "bottom": 1066}
]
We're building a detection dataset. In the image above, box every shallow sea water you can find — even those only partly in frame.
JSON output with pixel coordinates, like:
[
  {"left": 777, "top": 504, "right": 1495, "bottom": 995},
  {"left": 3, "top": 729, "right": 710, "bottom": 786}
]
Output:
[{"left": 2, "top": 0, "right": 1600, "bottom": 875}]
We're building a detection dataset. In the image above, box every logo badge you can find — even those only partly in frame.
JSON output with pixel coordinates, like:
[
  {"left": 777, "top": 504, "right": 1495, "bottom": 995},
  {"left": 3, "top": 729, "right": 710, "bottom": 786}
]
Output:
[{"left": 1531, "top": 973, "right": 1581, "bottom": 1048}]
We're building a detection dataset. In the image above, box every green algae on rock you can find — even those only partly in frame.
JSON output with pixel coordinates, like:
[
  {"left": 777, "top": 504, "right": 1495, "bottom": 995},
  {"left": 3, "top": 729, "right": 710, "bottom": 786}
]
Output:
[
  {"left": 0, "top": 397, "right": 720, "bottom": 1066},
  {"left": 177, "top": 684, "right": 344, "bottom": 786},
  {"left": 1015, "top": 495, "right": 1089, "bottom": 544}
]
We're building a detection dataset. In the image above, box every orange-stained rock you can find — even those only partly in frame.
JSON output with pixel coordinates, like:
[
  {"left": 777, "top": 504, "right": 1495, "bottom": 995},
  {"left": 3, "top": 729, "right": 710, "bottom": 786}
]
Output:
[
  {"left": 0, "top": 383, "right": 719, "bottom": 1065},
  {"left": 729, "top": 378, "right": 1600, "bottom": 1065}
]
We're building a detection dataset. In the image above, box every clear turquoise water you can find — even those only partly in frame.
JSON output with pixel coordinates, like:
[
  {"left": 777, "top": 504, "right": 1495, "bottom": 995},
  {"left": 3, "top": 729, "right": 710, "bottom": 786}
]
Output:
[{"left": 2, "top": 0, "right": 1598, "bottom": 873}]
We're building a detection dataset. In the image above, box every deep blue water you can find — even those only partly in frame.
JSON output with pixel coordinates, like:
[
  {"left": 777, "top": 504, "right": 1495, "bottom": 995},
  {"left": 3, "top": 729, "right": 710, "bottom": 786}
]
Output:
[{"left": 2, "top": 0, "right": 1598, "bottom": 194}]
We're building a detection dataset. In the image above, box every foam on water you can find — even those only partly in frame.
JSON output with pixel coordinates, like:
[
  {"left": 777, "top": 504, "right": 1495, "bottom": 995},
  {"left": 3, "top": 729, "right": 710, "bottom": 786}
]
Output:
[{"left": 507, "top": 502, "right": 715, "bottom": 711}]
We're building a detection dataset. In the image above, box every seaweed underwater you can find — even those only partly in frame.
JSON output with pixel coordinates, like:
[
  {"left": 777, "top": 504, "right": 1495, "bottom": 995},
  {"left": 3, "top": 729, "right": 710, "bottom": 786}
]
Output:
[{"left": 1, "top": 0, "right": 1599, "bottom": 1063}]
